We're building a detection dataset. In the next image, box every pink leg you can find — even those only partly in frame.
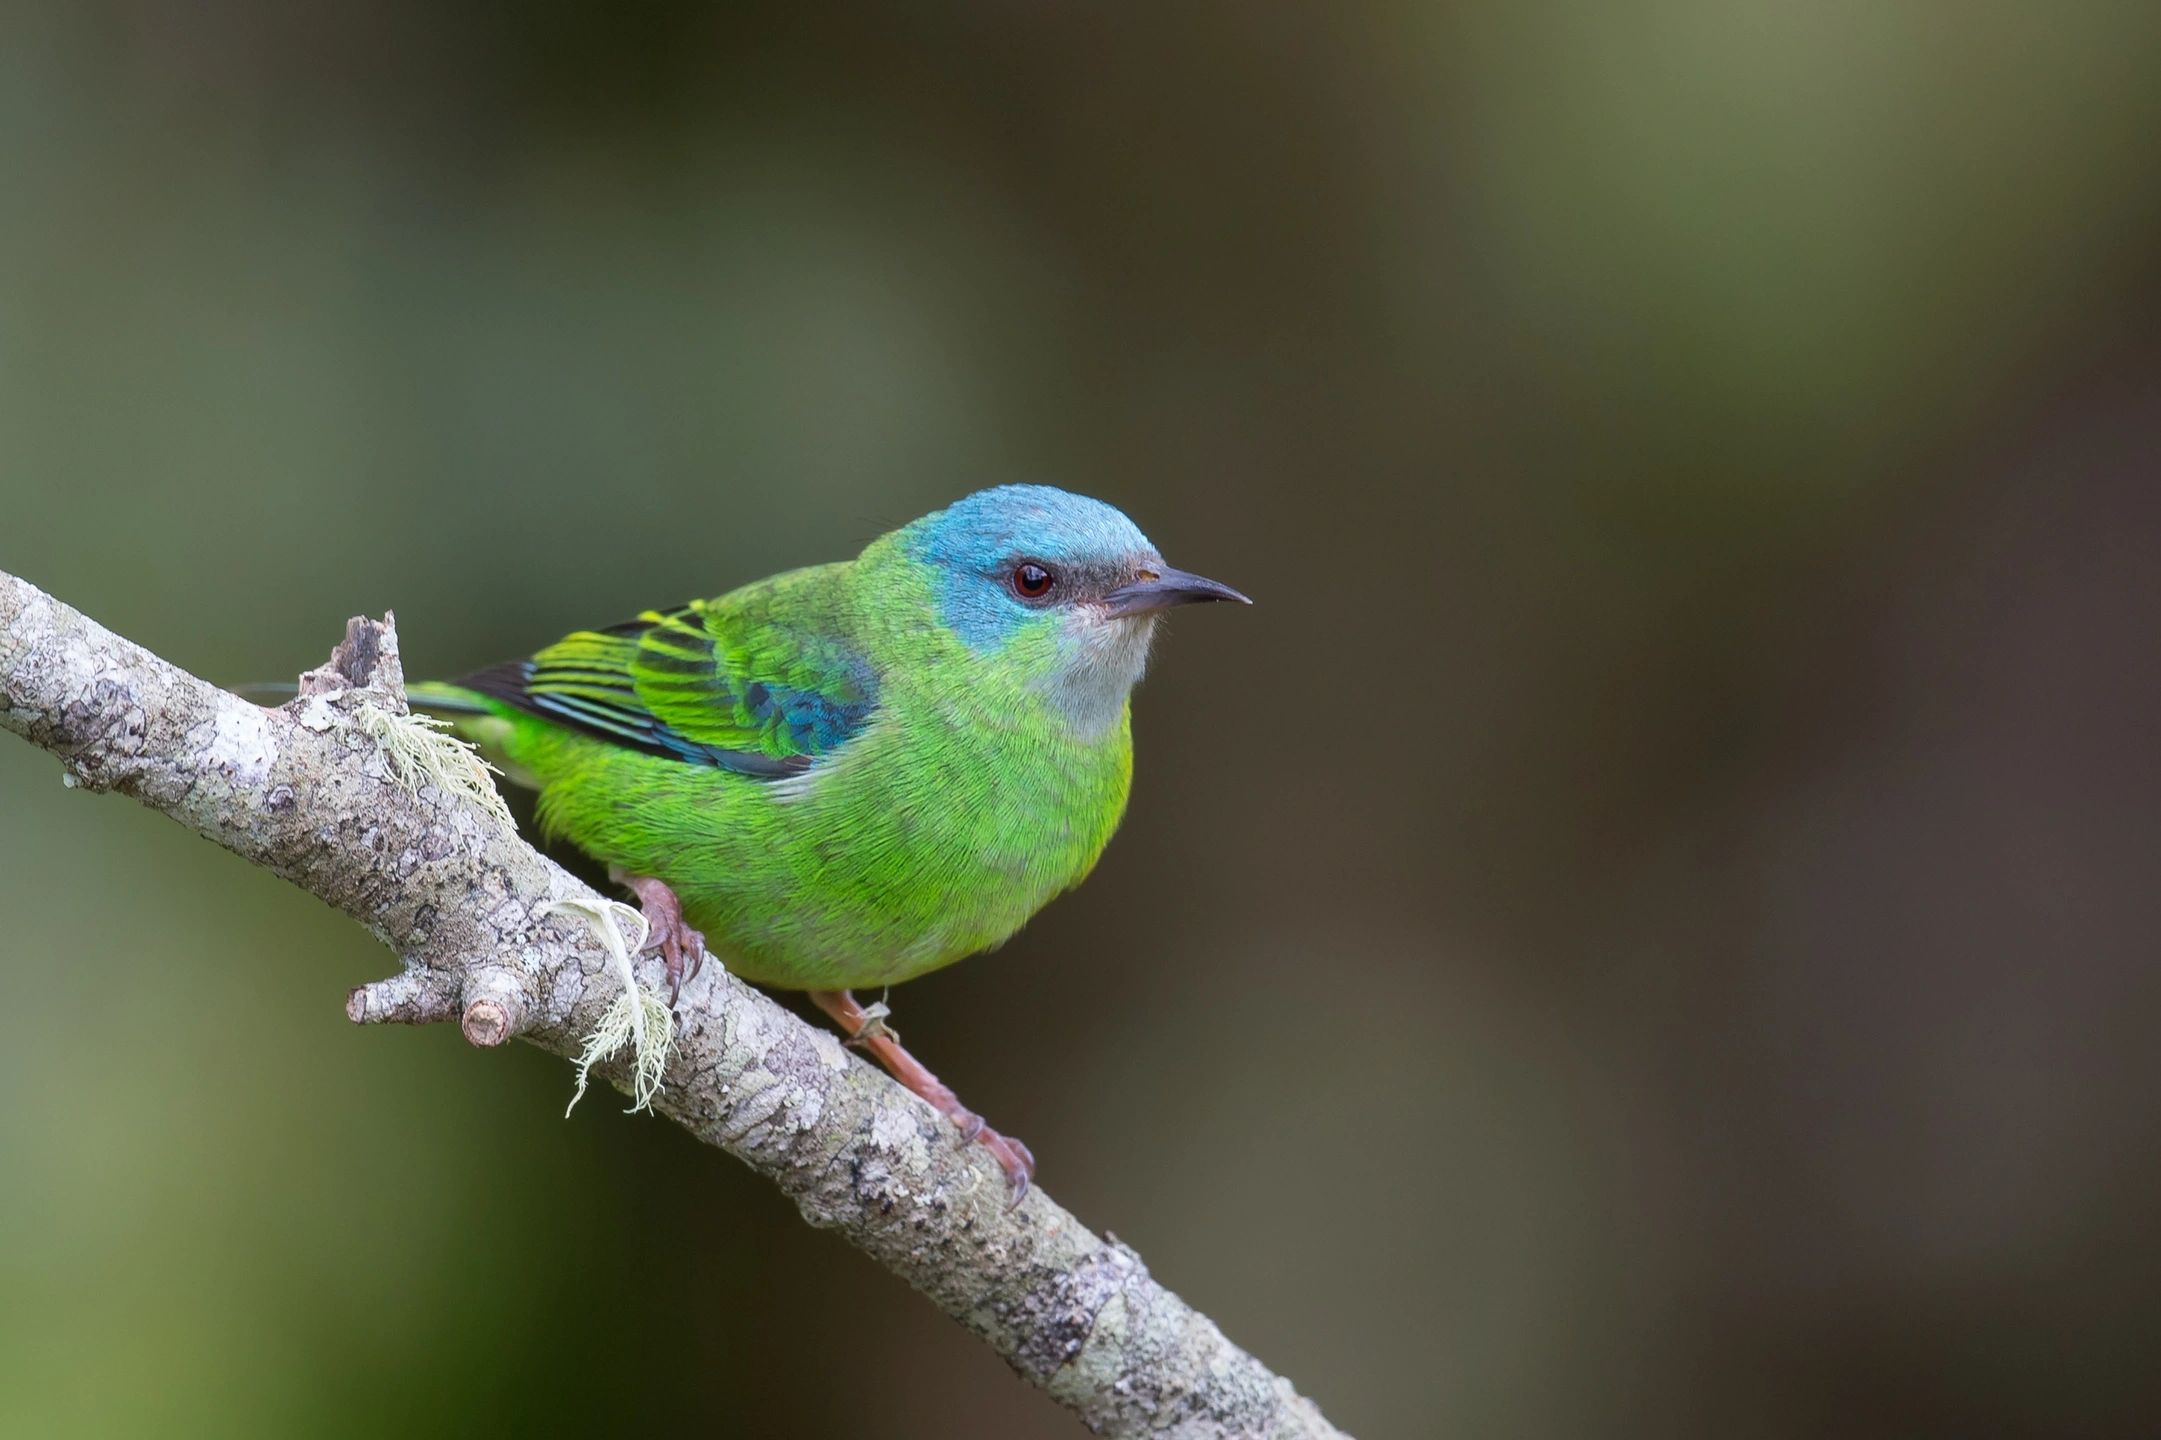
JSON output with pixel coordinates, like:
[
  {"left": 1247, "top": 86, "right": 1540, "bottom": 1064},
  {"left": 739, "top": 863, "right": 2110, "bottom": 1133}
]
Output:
[
  {"left": 808, "top": 989, "right": 1036, "bottom": 1201},
  {"left": 612, "top": 870, "right": 707, "bottom": 1008}
]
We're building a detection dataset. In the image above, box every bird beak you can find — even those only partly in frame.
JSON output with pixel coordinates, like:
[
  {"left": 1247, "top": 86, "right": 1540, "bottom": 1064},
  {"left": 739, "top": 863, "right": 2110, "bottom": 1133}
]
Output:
[{"left": 1102, "top": 565, "right": 1253, "bottom": 617}]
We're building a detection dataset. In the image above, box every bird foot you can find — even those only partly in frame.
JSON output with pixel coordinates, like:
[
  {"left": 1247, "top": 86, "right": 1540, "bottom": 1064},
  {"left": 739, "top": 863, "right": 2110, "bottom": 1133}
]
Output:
[
  {"left": 611, "top": 870, "right": 707, "bottom": 1009},
  {"left": 950, "top": 1113, "right": 1035, "bottom": 1197},
  {"left": 844, "top": 999, "right": 896, "bottom": 1046},
  {"left": 808, "top": 988, "right": 1037, "bottom": 1203}
]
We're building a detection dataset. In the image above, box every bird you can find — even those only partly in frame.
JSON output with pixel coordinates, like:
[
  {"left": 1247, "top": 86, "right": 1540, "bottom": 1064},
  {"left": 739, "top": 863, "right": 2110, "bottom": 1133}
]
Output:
[{"left": 410, "top": 485, "right": 1249, "bottom": 1196}]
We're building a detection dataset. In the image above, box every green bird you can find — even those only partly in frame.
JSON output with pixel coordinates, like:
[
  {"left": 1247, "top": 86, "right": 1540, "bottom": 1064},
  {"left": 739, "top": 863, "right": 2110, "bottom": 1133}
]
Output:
[{"left": 413, "top": 485, "right": 1248, "bottom": 1193}]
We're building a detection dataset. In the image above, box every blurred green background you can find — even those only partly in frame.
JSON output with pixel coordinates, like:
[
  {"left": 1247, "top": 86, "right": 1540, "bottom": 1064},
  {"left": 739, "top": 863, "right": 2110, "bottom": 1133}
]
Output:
[{"left": 5, "top": 3, "right": 2160, "bottom": 1436}]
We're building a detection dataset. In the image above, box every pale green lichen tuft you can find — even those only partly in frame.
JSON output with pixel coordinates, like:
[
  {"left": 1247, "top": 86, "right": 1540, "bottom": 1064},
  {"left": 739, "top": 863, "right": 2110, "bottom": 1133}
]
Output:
[
  {"left": 354, "top": 704, "right": 515, "bottom": 826},
  {"left": 547, "top": 895, "right": 673, "bottom": 1116}
]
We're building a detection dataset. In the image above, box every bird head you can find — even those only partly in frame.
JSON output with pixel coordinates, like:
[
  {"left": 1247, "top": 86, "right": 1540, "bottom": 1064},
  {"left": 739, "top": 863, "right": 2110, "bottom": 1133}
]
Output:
[{"left": 901, "top": 485, "right": 1249, "bottom": 735}]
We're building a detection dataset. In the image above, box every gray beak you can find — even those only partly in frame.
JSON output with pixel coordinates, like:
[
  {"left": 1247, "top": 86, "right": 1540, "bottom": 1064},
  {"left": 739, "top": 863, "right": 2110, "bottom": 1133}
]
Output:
[{"left": 1102, "top": 565, "right": 1253, "bottom": 618}]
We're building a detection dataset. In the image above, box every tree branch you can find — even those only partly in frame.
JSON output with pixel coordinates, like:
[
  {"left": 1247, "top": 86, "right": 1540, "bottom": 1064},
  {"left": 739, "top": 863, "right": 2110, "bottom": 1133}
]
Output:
[{"left": 0, "top": 568, "right": 1344, "bottom": 1440}]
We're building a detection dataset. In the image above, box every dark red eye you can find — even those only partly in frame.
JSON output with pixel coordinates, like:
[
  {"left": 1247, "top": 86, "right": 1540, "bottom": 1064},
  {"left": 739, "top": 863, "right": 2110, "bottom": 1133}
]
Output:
[{"left": 1011, "top": 562, "right": 1056, "bottom": 599}]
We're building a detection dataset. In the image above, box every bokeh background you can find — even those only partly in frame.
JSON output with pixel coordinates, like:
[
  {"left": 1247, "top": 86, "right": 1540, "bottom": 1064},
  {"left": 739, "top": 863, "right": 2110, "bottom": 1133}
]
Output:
[{"left": 4, "top": 4, "right": 2160, "bottom": 1436}]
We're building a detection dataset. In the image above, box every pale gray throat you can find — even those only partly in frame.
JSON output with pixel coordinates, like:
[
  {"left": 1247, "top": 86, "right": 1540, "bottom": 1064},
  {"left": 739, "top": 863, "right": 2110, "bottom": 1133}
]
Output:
[{"left": 1039, "top": 614, "right": 1157, "bottom": 740}]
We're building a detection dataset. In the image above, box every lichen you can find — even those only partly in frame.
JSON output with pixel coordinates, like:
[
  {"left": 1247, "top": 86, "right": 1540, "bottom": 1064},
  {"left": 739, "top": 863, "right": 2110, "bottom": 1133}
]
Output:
[
  {"left": 547, "top": 895, "right": 673, "bottom": 1115},
  {"left": 353, "top": 703, "right": 514, "bottom": 826}
]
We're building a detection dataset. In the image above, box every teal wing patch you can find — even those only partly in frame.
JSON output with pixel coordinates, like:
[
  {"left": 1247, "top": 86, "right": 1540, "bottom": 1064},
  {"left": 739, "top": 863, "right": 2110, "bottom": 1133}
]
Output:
[{"left": 456, "top": 601, "right": 877, "bottom": 779}]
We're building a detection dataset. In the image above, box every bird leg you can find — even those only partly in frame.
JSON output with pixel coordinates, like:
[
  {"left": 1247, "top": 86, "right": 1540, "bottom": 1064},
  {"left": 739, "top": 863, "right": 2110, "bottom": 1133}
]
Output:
[
  {"left": 842, "top": 995, "right": 896, "bottom": 1045},
  {"left": 609, "top": 869, "right": 707, "bottom": 1008},
  {"left": 808, "top": 989, "right": 1036, "bottom": 1201}
]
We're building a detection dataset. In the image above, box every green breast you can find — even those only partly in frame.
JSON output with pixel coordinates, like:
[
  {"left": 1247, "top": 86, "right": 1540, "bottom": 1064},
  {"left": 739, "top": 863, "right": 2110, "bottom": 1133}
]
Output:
[
  {"left": 478, "top": 653, "right": 1130, "bottom": 991},
  {"left": 460, "top": 538, "right": 1140, "bottom": 991},
  {"left": 706, "top": 687, "right": 1133, "bottom": 988}
]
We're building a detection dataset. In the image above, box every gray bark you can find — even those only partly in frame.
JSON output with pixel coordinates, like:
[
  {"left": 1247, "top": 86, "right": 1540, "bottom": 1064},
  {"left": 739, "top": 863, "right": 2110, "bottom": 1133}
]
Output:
[{"left": 0, "top": 567, "right": 1345, "bottom": 1440}]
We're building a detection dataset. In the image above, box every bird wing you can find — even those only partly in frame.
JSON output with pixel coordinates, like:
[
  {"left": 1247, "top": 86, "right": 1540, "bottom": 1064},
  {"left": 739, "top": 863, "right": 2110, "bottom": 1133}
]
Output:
[{"left": 455, "top": 579, "right": 878, "bottom": 781}]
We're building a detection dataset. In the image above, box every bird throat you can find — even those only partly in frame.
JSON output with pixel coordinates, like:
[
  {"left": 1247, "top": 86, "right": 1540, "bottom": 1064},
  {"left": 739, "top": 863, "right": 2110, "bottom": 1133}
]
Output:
[{"left": 1038, "top": 614, "right": 1156, "bottom": 740}]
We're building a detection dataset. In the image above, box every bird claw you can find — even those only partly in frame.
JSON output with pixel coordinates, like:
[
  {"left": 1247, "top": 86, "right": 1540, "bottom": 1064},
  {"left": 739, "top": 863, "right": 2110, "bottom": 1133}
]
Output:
[
  {"left": 807, "top": 987, "right": 1038, "bottom": 1204},
  {"left": 650, "top": 925, "right": 707, "bottom": 1010},
  {"left": 614, "top": 872, "right": 708, "bottom": 1010},
  {"left": 970, "top": 1124, "right": 1035, "bottom": 1205},
  {"left": 946, "top": 1106, "right": 1033, "bottom": 1201}
]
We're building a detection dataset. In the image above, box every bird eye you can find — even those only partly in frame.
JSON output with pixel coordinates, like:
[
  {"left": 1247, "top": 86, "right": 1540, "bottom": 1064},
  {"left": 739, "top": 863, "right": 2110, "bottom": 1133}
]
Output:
[{"left": 1010, "top": 562, "right": 1056, "bottom": 600}]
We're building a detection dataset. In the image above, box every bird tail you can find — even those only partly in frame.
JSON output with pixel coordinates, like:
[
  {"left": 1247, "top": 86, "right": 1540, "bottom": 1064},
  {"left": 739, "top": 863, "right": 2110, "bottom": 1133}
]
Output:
[
  {"left": 236, "top": 679, "right": 533, "bottom": 789},
  {"left": 231, "top": 680, "right": 494, "bottom": 715},
  {"left": 404, "top": 681, "right": 496, "bottom": 715}
]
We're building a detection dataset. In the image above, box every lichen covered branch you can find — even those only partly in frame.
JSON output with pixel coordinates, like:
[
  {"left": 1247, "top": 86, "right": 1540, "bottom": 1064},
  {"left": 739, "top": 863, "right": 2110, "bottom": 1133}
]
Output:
[{"left": 0, "top": 568, "right": 1344, "bottom": 1440}]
